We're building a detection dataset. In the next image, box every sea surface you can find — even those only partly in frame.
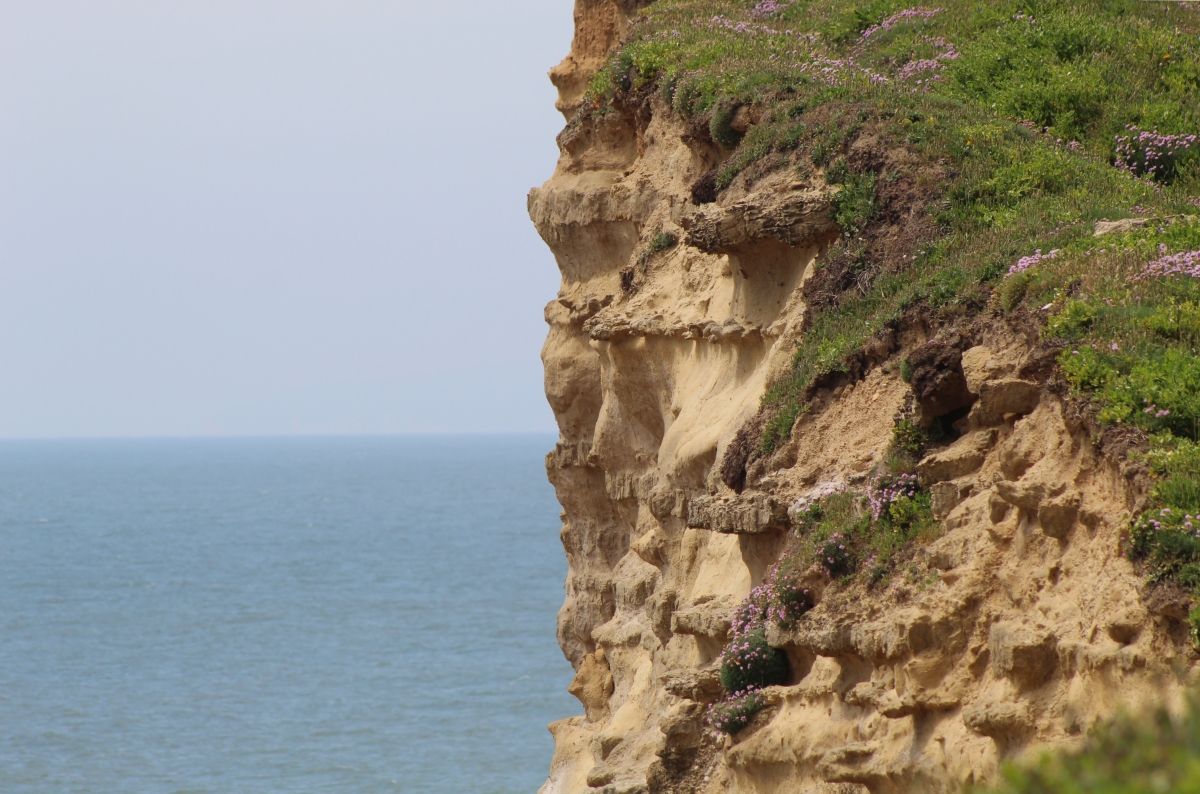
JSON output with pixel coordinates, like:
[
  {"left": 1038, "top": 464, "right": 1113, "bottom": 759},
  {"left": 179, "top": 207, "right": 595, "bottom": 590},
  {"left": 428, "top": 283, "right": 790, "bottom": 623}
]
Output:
[{"left": 0, "top": 435, "right": 575, "bottom": 794}]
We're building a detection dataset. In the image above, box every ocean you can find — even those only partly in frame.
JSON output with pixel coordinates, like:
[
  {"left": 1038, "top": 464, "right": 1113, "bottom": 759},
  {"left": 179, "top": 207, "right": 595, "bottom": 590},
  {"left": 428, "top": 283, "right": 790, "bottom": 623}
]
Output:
[{"left": 0, "top": 435, "right": 575, "bottom": 794}]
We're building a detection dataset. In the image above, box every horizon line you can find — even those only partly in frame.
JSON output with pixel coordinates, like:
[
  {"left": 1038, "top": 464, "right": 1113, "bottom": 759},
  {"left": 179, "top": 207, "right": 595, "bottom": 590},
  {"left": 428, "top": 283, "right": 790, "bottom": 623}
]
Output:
[{"left": 0, "top": 430, "right": 560, "bottom": 443}]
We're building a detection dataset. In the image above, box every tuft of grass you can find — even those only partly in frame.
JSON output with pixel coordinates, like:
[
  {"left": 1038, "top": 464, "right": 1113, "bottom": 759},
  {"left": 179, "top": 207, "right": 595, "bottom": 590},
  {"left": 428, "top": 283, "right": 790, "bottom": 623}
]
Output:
[
  {"left": 638, "top": 228, "right": 679, "bottom": 266},
  {"left": 759, "top": 402, "right": 803, "bottom": 455},
  {"left": 831, "top": 170, "right": 878, "bottom": 237},
  {"left": 710, "top": 101, "right": 744, "bottom": 148},
  {"left": 649, "top": 229, "right": 678, "bottom": 253}
]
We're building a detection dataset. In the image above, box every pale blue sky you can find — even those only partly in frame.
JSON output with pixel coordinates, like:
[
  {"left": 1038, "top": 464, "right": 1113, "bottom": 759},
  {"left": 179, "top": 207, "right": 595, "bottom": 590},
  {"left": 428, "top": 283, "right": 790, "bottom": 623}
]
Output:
[{"left": 0, "top": 1, "right": 572, "bottom": 437}]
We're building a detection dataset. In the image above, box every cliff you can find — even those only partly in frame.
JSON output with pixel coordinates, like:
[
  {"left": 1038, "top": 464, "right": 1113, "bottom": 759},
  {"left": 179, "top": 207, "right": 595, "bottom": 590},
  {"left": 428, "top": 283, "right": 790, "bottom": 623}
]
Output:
[{"left": 530, "top": 2, "right": 1200, "bottom": 792}]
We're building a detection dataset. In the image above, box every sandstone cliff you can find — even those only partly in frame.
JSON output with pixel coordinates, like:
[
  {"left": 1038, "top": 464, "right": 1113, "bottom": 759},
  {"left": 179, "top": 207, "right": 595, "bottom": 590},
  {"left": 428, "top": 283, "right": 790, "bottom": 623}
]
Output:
[{"left": 529, "top": 3, "right": 1197, "bottom": 793}]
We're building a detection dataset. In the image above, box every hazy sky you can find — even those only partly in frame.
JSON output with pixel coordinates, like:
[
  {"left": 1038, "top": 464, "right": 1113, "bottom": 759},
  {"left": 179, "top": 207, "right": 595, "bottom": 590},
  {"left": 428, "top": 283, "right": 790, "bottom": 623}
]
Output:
[{"left": 0, "top": 1, "right": 573, "bottom": 437}]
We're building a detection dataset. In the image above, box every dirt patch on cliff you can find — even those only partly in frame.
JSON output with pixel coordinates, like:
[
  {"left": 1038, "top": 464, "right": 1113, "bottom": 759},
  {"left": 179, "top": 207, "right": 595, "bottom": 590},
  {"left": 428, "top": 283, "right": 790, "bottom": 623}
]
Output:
[{"left": 804, "top": 127, "right": 950, "bottom": 321}]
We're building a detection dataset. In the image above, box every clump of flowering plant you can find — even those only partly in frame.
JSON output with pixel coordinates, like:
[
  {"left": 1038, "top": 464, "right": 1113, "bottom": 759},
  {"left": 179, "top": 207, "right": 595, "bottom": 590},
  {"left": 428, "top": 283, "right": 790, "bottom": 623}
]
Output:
[
  {"left": 751, "top": 0, "right": 787, "bottom": 16},
  {"left": 1108, "top": 125, "right": 1195, "bottom": 183},
  {"left": 867, "top": 472, "right": 920, "bottom": 522},
  {"left": 859, "top": 7, "right": 943, "bottom": 41},
  {"left": 1128, "top": 507, "right": 1200, "bottom": 597},
  {"left": 717, "top": 615, "right": 789, "bottom": 695},
  {"left": 707, "top": 690, "right": 768, "bottom": 734},
  {"left": 715, "top": 569, "right": 793, "bottom": 709},
  {"left": 710, "top": 570, "right": 793, "bottom": 734},
  {"left": 1131, "top": 247, "right": 1200, "bottom": 282},
  {"left": 761, "top": 564, "right": 814, "bottom": 628},
  {"left": 1007, "top": 248, "right": 1060, "bottom": 278},
  {"left": 1114, "top": 126, "right": 1198, "bottom": 183},
  {"left": 817, "top": 531, "right": 855, "bottom": 577}
]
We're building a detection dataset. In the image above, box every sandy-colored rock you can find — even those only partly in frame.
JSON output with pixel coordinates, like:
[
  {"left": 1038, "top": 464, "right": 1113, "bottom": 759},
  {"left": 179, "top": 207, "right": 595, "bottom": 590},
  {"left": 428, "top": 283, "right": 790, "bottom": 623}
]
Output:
[
  {"left": 990, "top": 623, "right": 1058, "bottom": 689},
  {"left": 1038, "top": 491, "right": 1081, "bottom": 539},
  {"left": 686, "top": 492, "right": 787, "bottom": 534},
  {"left": 960, "top": 346, "right": 1005, "bottom": 394},
  {"left": 978, "top": 378, "right": 1041, "bottom": 418},
  {"left": 995, "top": 479, "right": 1054, "bottom": 513},
  {"left": 1094, "top": 217, "right": 1150, "bottom": 237},
  {"left": 671, "top": 599, "right": 735, "bottom": 639},
  {"left": 569, "top": 649, "right": 616, "bottom": 722},
  {"left": 917, "top": 429, "right": 995, "bottom": 486}
]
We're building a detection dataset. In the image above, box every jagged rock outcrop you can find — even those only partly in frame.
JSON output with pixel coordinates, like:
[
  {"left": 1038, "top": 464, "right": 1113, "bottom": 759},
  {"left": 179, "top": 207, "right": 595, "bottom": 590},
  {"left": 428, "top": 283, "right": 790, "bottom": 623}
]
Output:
[{"left": 531, "top": 4, "right": 1196, "bottom": 793}]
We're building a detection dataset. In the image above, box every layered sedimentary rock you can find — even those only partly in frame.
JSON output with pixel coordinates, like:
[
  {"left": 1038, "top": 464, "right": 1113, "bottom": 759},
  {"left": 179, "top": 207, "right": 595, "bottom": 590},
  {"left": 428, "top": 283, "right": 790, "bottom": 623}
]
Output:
[{"left": 530, "top": 3, "right": 1195, "bottom": 792}]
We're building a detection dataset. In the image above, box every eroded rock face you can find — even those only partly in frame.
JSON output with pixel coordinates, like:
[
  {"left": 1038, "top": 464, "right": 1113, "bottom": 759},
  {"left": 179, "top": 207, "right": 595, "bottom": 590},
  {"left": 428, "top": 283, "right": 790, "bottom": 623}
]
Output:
[{"left": 531, "top": 5, "right": 1194, "bottom": 793}]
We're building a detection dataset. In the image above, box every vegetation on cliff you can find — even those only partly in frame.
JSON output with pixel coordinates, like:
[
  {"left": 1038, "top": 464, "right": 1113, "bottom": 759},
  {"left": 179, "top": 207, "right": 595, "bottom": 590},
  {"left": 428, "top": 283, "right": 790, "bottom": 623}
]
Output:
[{"left": 586, "top": 0, "right": 1200, "bottom": 640}]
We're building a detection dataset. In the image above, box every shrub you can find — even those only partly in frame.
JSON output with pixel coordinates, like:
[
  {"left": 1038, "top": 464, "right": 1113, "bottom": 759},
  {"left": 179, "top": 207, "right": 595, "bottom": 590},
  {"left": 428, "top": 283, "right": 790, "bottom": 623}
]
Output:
[
  {"left": 718, "top": 626, "right": 789, "bottom": 694},
  {"left": 639, "top": 229, "right": 679, "bottom": 265},
  {"left": 832, "top": 171, "right": 878, "bottom": 237},
  {"left": 997, "top": 271, "right": 1033, "bottom": 312},
  {"left": 1144, "top": 300, "right": 1200, "bottom": 345},
  {"left": 718, "top": 576, "right": 792, "bottom": 697},
  {"left": 887, "top": 492, "right": 934, "bottom": 533},
  {"left": 816, "top": 531, "right": 855, "bottom": 577},
  {"left": 1143, "top": 435, "right": 1200, "bottom": 511},
  {"left": 761, "top": 563, "right": 815, "bottom": 628},
  {"left": 892, "top": 418, "right": 935, "bottom": 459},
  {"left": 760, "top": 402, "right": 803, "bottom": 455},
  {"left": 1114, "top": 126, "right": 1199, "bottom": 184},
  {"left": 649, "top": 230, "right": 678, "bottom": 253},
  {"left": 1062, "top": 347, "right": 1200, "bottom": 439},
  {"left": 824, "top": 156, "right": 850, "bottom": 184},
  {"left": 1044, "top": 298, "right": 1098, "bottom": 339},
  {"left": 867, "top": 472, "right": 920, "bottom": 522},
  {"left": 711, "top": 102, "right": 744, "bottom": 149}
]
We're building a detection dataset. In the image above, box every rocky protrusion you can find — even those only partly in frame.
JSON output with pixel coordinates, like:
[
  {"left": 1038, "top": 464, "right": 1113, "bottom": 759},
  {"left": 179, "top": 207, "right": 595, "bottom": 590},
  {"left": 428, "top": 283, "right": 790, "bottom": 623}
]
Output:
[
  {"left": 671, "top": 599, "right": 735, "bottom": 639},
  {"left": 569, "top": 649, "right": 615, "bottom": 723},
  {"left": 930, "top": 480, "right": 974, "bottom": 520},
  {"left": 963, "top": 699, "right": 1034, "bottom": 737},
  {"left": 681, "top": 188, "right": 836, "bottom": 254},
  {"left": 990, "top": 623, "right": 1058, "bottom": 689},
  {"left": 1038, "top": 491, "right": 1081, "bottom": 539},
  {"left": 995, "top": 479, "right": 1057, "bottom": 513},
  {"left": 686, "top": 492, "right": 787, "bottom": 534},
  {"left": 907, "top": 340, "right": 974, "bottom": 420},
  {"left": 662, "top": 667, "right": 723, "bottom": 702},
  {"left": 917, "top": 429, "right": 996, "bottom": 486},
  {"left": 977, "top": 379, "right": 1040, "bottom": 419},
  {"left": 960, "top": 345, "right": 1008, "bottom": 393}
]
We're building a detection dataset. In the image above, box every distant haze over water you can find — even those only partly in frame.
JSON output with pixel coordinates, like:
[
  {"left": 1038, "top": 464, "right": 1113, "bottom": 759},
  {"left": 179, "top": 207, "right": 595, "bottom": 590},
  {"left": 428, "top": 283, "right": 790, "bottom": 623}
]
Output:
[{"left": 0, "top": 435, "right": 573, "bottom": 793}]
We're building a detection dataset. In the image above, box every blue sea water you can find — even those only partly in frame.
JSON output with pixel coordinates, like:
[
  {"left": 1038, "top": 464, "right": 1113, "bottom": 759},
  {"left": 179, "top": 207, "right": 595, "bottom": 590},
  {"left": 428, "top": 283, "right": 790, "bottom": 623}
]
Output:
[{"left": 0, "top": 435, "right": 575, "bottom": 794}]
